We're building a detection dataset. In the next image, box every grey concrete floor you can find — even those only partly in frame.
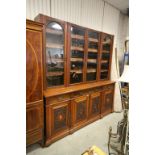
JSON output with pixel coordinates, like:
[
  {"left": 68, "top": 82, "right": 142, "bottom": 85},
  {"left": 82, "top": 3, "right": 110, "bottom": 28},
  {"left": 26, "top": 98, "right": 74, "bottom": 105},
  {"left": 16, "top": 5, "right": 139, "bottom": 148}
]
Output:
[{"left": 27, "top": 112, "right": 123, "bottom": 155}]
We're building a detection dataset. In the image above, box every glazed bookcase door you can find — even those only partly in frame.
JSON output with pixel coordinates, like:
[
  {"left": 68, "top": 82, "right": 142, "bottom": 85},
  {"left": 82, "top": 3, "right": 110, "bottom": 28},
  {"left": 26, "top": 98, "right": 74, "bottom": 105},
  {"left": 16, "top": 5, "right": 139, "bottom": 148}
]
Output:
[
  {"left": 89, "top": 92, "right": 101, "bottom": 119},
  {"left": 100, "top": 33, "right": 113, "bottom": 80},
  {"left": 71, "top": 95, "right": 89, "bottom": 128},
  {"left": 101, "top": 90, "right": 114, "bottom": 116},
  {"left": 69, "top": 26, "right": 85, "bottom": 84},
  {"left": 46, "top": 101, "right": 70, "bottom": 139},
  {"left": 46, "top": 21, "right": 65, "bottom": 87},
  {"left": 86, "top": 31, "right": 100, "bottom": 81}
]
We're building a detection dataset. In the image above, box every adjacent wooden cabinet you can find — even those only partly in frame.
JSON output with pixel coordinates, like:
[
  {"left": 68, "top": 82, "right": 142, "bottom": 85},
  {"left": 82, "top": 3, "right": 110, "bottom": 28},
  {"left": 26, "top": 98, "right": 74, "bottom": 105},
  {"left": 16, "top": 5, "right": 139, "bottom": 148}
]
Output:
[
  {"left": 26, "top": 20, "right": 44, "bottom": 146},
  {"left": 26, "top": 14, "right": 116, "bottom": 146}
]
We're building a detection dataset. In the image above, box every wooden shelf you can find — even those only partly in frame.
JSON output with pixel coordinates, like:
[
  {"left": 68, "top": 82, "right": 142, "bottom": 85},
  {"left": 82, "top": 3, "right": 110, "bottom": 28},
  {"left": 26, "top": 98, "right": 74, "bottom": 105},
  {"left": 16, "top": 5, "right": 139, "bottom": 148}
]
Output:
[
  {"left": 71, "top": 46, "right": 84, "bottom": 51},
  {"left": 102, "top": 40, "right": 111, "bottom": 44},
  {"left": 71, "top": 58, "right": 83, "bottom": 62},
  {"left": 88, "top": 48, "right": 98, "bottom": 53},
  {"left": 47, "top": 58, "right": 64, "bottom": 63},
  {"left": 46, "top": 43, "right": 63, "bottom": 49},
  {"left": 87, "top": 59, "right": 97, "bottom": 63},
  {"left": 87, "top": 69, "right": 97, "bottom": 73},
  {"left": 102, "top": 50, "right": 110, "bottom": 54},
  {"left": 71, "top": 34, "right": 84, "bottom": 40},
  {"left": 70, "top": 69, "right": 83, "bottom": 74},
  {"left": 101, "top": 60, "right": 108, "bottom": 63},
  {"left": 46, "top": 28, "right": 63, "bottom": 35},
  {"left": 88, "top": 38, "right": 98, "bottom": 42},
  {"left": 44, "top": 81, "right": 115, "bottom": 97},
  {"left": 101, "top": 69, "right": 108, "bottom": 72},
  {"left": 47, "top": 72, "right": 64, "bottom": 76}
]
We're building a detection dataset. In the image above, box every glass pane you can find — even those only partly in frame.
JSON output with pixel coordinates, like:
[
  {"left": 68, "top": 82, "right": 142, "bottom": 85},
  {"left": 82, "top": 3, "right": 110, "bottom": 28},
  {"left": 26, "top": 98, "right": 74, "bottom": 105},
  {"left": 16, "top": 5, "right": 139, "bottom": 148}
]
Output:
[
  {"left": 87, "top": 31, "right": 99, "bottom": 81},
  {"left": 100, "top": 34, "right": 112, "bottom": 79},
  {"left": 70, "top": 26, "right": 85, "bottom": 84},
  {"left": 46, "top": 22, "right": 64, "bottom": 87}
]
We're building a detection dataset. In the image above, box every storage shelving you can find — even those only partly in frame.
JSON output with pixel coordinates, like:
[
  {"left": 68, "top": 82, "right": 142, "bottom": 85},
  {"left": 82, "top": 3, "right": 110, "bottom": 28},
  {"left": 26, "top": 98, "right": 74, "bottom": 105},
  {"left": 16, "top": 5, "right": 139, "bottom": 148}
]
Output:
[
  {"left": 34, "top": 14, "right": 115, "bottom": 147},
  {"left": 86, "top": 30, "right": 99, "bottom": 81},
  {"left": 35, "top": 14, "right": 114, "bottom": 88},
  {"left": 100, "top": 33, "right": 113, "bottom": 80},
  {"left": 70, "top": 25, "right": 85, "bottom": 84}
]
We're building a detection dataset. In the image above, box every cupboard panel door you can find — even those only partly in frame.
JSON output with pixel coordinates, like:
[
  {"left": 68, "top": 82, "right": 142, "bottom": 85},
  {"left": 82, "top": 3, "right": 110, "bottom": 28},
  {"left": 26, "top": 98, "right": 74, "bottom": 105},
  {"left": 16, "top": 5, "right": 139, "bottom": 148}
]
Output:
[
  {"left": 101, "top": 89, "right": 114, "bottom": 116},
  {"left": 71, "top": 95, "right": 89, "bottom": 127},
  {"left": 46, "top": 101, "right": 70, "bottom": 138},
  {"left": 26, "top": 27, "right": 43, "bottom": 103},
  {"left": 26, "top": 101, "right": 43, "bottom": 133},
  {"left": 26, "top": 101, "right": 43, "bottom": 146},
  {"left": 89, "top": 92, "right": 101, "bottom": 119}
]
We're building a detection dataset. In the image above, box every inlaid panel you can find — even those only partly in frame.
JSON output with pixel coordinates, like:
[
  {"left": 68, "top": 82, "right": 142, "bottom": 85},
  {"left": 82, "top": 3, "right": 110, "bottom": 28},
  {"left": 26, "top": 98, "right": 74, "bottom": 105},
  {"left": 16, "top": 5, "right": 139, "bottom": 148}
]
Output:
[
  {"left": 76, "top": 101, "right": 86, "bottom": 122},
  {"left": 91, "top": 97, "right": 100, "bottom": 114},
  {"left": 26, "top": 101, "right": 43, "bottom": 133},
  {"left": 54, "top": 106, "right": 67, "bottom": 130},
  {"left": 105, "top": 93, "right": 113, "bottom": 109},
  {"left": 101, "top": 89, "right": 114, "bottom": 116},
  {"left": 71, "top": 95, "right": 88, "bottom": 127},
  {"left": 26, "top": 28, "right": 43, "bottom": 103},
  {"left": 89, "top": 92, "right": 101, "bottom": 119},
  {"left": 46, "top": 101, "right": 70, "bottom": 138},
  {"left": 26, "top": 20, "right": 44, "bottom": 146}
]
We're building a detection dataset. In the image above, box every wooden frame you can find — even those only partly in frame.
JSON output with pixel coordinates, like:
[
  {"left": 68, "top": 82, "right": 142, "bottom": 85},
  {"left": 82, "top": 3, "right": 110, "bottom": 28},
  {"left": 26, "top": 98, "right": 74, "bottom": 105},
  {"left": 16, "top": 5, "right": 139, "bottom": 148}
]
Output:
[
  {"left": 35, "top": 14, "right": 68, "bottom": 90},
  {"left": 35, "top": 14, "right": 114, "bottom": 90}
]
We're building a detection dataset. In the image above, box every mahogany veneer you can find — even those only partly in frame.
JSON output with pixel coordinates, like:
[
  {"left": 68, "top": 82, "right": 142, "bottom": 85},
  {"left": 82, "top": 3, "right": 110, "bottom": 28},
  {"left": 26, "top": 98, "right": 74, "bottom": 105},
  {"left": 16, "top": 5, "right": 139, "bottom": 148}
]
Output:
[{"left": 26, "top": 20, "right": 44, "bottom": 146}]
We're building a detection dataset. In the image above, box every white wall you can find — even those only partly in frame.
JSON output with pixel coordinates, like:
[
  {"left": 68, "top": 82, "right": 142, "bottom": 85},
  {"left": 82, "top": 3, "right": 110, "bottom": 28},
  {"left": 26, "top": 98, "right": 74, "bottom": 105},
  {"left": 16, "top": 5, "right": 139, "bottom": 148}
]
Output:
[{"left": 26, "top": 0, "right": 129, "bottom": 112}]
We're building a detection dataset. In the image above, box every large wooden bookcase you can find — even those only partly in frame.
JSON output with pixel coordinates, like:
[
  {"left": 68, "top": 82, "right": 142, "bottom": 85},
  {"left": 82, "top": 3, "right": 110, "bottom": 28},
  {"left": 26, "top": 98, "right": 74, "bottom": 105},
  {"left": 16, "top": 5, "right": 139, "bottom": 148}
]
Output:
[{"left": 26, "top": 14, "right": 115, "bottom": 146}]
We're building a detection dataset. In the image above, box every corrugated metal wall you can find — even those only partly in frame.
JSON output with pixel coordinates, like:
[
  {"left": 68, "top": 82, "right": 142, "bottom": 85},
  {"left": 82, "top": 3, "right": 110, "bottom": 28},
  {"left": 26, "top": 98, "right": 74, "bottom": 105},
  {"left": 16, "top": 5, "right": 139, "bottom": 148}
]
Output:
[
  {"left": 26, "top": 0, "right": 119, "bottom": 34},
  {"left": 26, "top": 0, "right": 50, "bottom": 20},
  {"left": 26, "top": 0, "right": 126, "bottom": 112}
]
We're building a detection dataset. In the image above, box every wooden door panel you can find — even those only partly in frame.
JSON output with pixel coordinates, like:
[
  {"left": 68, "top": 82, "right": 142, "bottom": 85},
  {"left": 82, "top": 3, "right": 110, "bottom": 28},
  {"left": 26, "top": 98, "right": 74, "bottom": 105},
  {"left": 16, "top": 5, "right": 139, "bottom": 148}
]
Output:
[
  {"left": 46, "top": 101, "right": 70, "bottom": 138},
  {"left": 71, "top": 95, "right": 88, "bottom": 127},
  {"left": 26, "top": 101, "right": 43, "bottom": 133},
  {"left": 26, "top": 29, "right": 43, "bottom": 103},
  {"left": 89, "top": 92, "right": 101, "bottom": 118},
  {"left": 101, "top": 89, "right": 114, "bottom": 115}
]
